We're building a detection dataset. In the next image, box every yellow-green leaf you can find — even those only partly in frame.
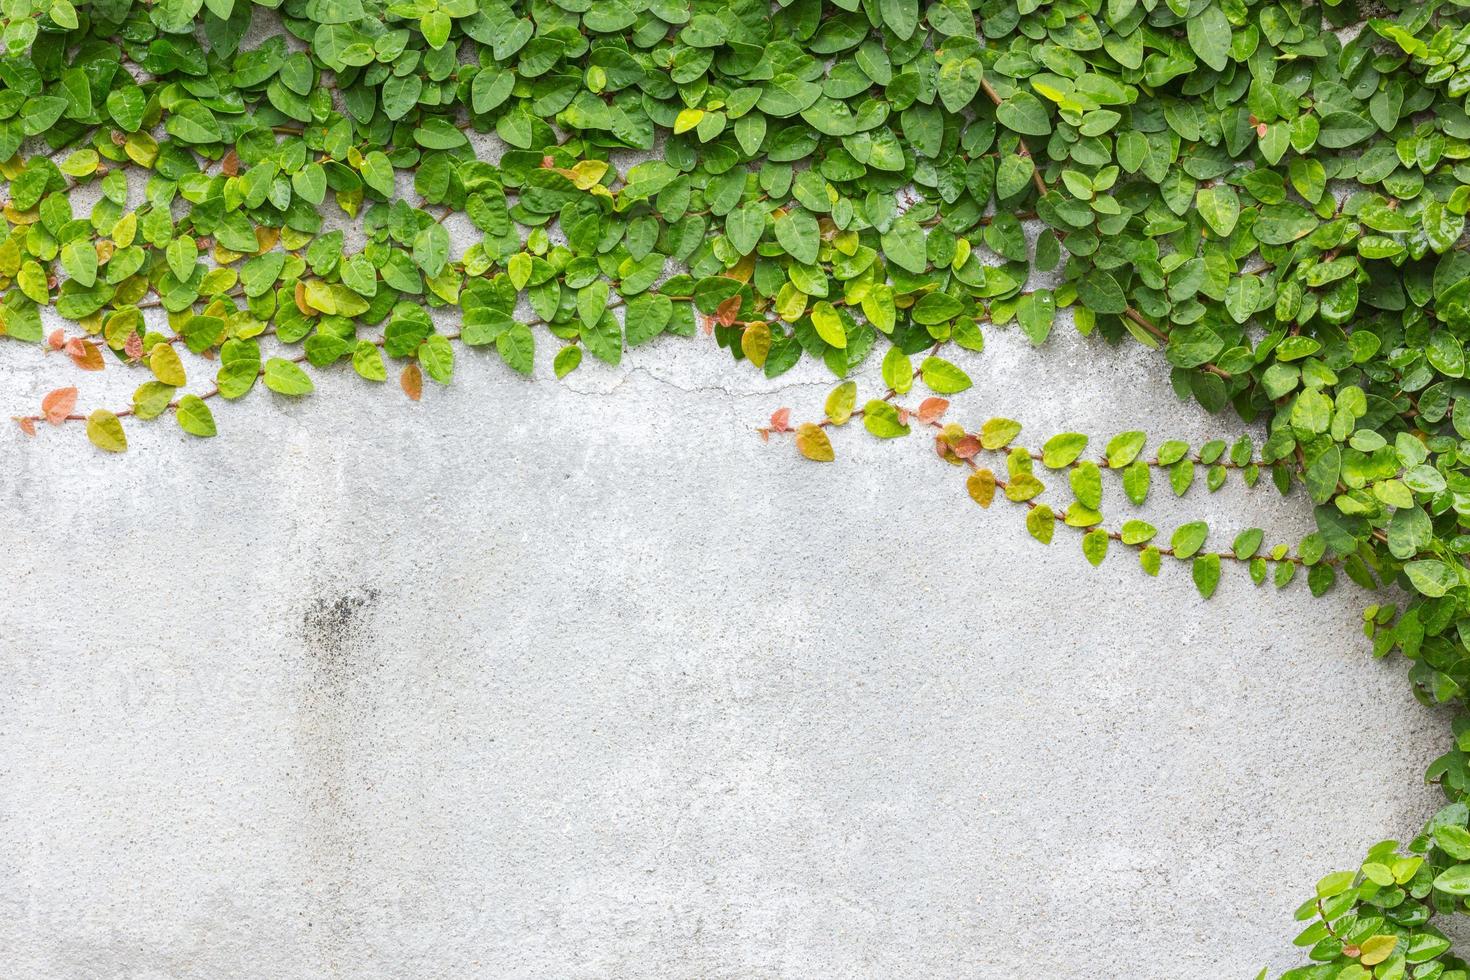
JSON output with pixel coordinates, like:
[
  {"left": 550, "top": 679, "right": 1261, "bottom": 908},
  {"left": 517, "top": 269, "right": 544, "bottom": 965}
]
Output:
[
  {"left": 86, "top": 409, "right": 127, "bottom": 452},
  {"left": 795, "top": 422, "right": 833, "bottom": 461}
]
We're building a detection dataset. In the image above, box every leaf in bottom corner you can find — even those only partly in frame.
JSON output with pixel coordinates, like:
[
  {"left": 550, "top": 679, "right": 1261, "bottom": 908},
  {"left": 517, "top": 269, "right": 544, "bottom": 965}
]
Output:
[
  {"left": 86, "top": 409, "right": 127, "bottom": 452},
  {"left": 795, "top": 422, "right": 834, "bottom": 461}
]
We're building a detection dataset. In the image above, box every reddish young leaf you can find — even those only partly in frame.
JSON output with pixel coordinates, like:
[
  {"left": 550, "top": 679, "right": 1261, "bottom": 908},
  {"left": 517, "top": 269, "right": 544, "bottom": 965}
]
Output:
[
  {"left": 400, "top": 362, "right": 423, "bottom": 401},
  {"left": 769, "top": 408, "right": 791, "bottom": 433},
  {"left": 46, "top": 329, "right": 66, "bottom": 350},
  {"left": 220, "top": 148, "right": 240, "bottom": 176},
  {"left": 953, "top": 435, "right": 981, "bottom": 459},
  {"left": 41, "top": 387, "right": 77, "bottom": 425},
  {"left": 66, "top": 339, "right": 105, "bottom": 371},
  {"left": 715, "top": 294, "right": 742, "bottom": 327},
  {"left": 15, "top": 416, "right": 36, "bottom": 436},
  {"left": 123, "top": 332, "right": 144, "bottom": 360},
  {"left": 918, "top": 397, "right": 949, "bottom": 424},
  {"left": 294, "top": 281, "right": 312, "bottom": 316}
]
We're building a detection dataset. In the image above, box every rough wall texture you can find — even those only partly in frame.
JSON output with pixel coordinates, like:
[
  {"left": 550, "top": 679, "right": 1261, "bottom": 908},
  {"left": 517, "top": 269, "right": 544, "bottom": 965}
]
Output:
[{"left": 0, "top": 308, "right": 1454, "bottom": 979}]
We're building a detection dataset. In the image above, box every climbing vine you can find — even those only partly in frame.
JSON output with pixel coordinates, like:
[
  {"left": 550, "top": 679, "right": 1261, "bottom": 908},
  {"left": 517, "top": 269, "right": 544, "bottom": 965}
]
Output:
[{"left": 5, "top": 0, "right": 1470, "bottom": 971}]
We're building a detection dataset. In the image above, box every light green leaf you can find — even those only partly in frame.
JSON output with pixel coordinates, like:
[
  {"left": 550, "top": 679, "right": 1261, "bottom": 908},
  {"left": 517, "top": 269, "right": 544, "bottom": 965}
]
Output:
[
  {"left": 264, "top": 358, "right": 314, "bottom": 395},
  {"left": 175, "top": 395, "right": 216, "bottom": 437}
]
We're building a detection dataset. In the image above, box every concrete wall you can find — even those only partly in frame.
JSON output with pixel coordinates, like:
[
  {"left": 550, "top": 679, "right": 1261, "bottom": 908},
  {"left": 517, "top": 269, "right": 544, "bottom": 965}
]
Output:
[{"left": 0, "top": 309, "right": 1453, "bottom": 978}]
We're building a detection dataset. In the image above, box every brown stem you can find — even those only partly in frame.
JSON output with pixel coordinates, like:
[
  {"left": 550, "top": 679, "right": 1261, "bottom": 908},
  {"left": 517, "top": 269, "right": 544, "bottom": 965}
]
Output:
[{"left": 980, "top": 79, "right": 1049, "bottom": 199}]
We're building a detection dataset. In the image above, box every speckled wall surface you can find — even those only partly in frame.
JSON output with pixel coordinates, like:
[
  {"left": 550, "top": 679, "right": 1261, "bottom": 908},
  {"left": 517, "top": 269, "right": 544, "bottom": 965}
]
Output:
[{"left": 0, "top": 301, "right": 1453, "bottom": 978}]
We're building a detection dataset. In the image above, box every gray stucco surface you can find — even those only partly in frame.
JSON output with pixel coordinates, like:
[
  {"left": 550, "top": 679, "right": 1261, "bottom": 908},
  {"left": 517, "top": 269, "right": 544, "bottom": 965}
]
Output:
[{"left": 0, "top": 307, "right": 1456, "bottom": 978}]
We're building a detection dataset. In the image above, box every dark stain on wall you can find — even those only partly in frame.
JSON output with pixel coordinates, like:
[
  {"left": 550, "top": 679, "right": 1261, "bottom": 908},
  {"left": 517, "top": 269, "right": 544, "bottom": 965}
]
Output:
[{"left": 302, "top": 587, "right": 381, "bottom": 682}]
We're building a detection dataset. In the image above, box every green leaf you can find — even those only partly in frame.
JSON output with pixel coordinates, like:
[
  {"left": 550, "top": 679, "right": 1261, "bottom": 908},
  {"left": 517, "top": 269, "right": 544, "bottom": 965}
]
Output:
[
  {"left": 86, "top": 409, "right": 127, "bottom": 452},
  {"left": 726, "top": 204, "right": 766, "bottom": 255},
  {"left": 1187, "top": 6, "right": 1232, "bottom": 71},
  {"left": 863, "top": 399, "right": 910, "bottom": 438},
  {"left": 554, "top": 345, "right": 582, "bottom": 379},
  {"left": 1105, "top": 431, "right": 1147, "bottom": 468},
  {"left": 919, "top": 356, "right": 971, "bottom": 394},
  {"left": 981, "top": 418, "right": 1022, "bottom": 450},
  {"left": 879, "top": 0, "right": 918, "bottom": 39},
  {"left": 626, "top": 293, "right": 673, "bottom": 347},
  {"left": 1122, "top": 460, "right": 1150, "bottom": 505},
  {"left": 264, "top": 358, "right": 314, "bottom": 395},
  {"left": 1070, "top": 461, "right": 1102, "bottom": 509},
  {"left": 421, "top": 8, "right": 451, "bottom": 48},
  {"left": 1027, "top": 504, "right": 1055, "bottom": 544},
  {"left": 1437, "top": 825, "right": 1470, "bottom": 861},
  {"left": 508, "top": 252, "right": 532, "bottom": 291},
  {"left": 881, "top": 216, "right": 927, "bottom": 275},
  {"left": 418, "top": 334, "right": 455, "bottom": 383},
  {"left": 774, "top": 209, "right": 819, "bottom": 265},
  {"left": 217, "top": 340, "right": 261, "bottom": 400},
  {"left": 1405, "top": 560, "right": 1458, "bottom": 598},
  {"left": 166, "top": 237, "right": 198, "bottom": 282},
  {"left": 60, "top": 241, "right": 97, "bottom": 288},
  {"left": 1122, "top": 520, "right": 1156, "bottom": 545},
  {"left": 1041, "top": 433, "right": 1087, "bottom": 469},
  {"left": 353, "top": 341, "right": 386, "bottom": 382},
  {"left": 1077, "top": 270, "right": 1127, "bottom": 315},
  {"left": 995, "top": 92, "right": 1052, "bottom": 137},
  {"left": 165, "top": 102, "right": 222, "bottom": 143},
  {"left": 497, "top": 323, "right": 535, "bottom": 375},
  {"left": 581, "top": 310, "right": 622, "bottom": 366},
  {"left": 912, "top": 292, "right": 964, "bottom": 325},
  {"left": 1082, "top": 529, "right": 1109, "bottom": 566},
  {"left": 1192, "top": 554, "right": 1221, "bottom": 598},
  {"left": 1232, "top": 528, "right": 1264, "bottom": 560},
  {"left": 1433, "top": 864, "right": 1470, "bottom": 895},
  {"left": 1171, "top": 521, "right": 1209, "bottom": 559},
  {"left": 810, "top": 302, "right": 847, "bottom": 349},
  {"left": 361, "top": 152, "right": 395, "bottom": 198},
  {"left": 412, "top": 223, "right": 450, "bottom": 277},
  {"left": 175, "top": 395, "right": 216, "bottom": 437},
  {"left": 882, "top": 346, "right": 913, "bottom": 394},
  {"left": 937, "top": 58, "right": 983, "bottom": 114},
  {"left": 1196, "top": 185, "right": 1239, "bottom": 237},
  {"left": 826, "top": 381, "right": 857, "bottom": 425},
  {"left": 1015, "top": 290, "right": 1055, "bottom": 345}
]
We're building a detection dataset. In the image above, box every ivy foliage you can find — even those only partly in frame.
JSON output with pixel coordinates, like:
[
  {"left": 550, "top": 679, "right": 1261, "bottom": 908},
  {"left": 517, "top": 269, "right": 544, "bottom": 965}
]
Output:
[{"left": 8, "top": 0, "right": 1470, "bottom": 970}]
